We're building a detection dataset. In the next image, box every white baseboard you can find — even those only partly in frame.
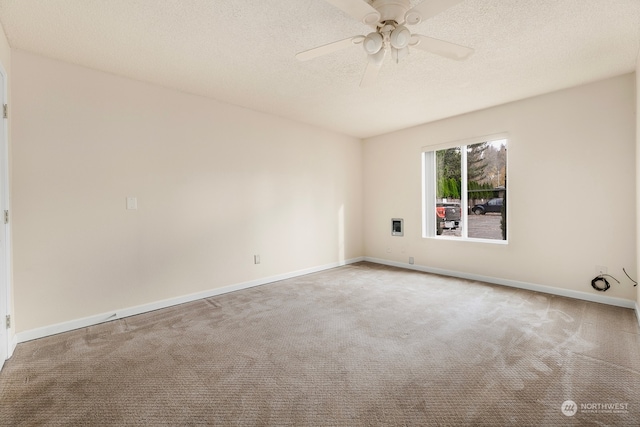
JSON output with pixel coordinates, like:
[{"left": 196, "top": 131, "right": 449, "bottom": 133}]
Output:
[
  {"left": 15, "top": 255, "right": 633, "bottom": 344},
  {"left": 364, "top": 257, "right": 637, "bottom": 309},
  {"left": 16, "top": 257, "right": 364, "bottom": 343}
]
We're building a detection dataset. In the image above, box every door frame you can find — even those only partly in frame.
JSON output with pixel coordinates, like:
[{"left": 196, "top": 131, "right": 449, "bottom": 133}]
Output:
[{"left": 0, "top": 61, "right": 12, "bottom": 366}]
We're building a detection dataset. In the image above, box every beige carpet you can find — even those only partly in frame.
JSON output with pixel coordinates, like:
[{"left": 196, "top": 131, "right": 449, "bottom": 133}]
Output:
[{"left": 1, "top": 262, "right": 639, "bottom": 426}]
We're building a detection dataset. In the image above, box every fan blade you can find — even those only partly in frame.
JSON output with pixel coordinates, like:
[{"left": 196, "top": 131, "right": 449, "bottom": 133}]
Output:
[
  {"left": 323, "top": 0, "right": 381, "bottom": 26},
  {"left": 405, "top": 0, "right": 464, "bottom": 25},
  {"left": 410, "top": 34, "right": 473, "bottom": 60},
  {"left": 296, "top": 35, "right": 365, "bottom": 61},
  {"left": 360, "top": 49, "right": 386, "bottom": 87}
]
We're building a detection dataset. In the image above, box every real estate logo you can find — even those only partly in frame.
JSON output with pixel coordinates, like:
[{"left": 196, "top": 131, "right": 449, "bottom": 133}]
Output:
[
  {"left": 561, "top": 400, "right": 630, "bottom": 416},
  {"left": 561, "top": 400, "right": 577, "bottom": 417}
]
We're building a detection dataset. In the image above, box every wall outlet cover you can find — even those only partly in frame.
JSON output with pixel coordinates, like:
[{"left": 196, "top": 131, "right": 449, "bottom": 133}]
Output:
[{"left": 126, "top": 197, "right": 138, "bottom": 210}]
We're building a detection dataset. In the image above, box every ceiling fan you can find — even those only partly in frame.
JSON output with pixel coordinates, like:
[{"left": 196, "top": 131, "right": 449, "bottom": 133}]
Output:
[{"left": 296, "top": 0, "right": 473, "bottom": 87}]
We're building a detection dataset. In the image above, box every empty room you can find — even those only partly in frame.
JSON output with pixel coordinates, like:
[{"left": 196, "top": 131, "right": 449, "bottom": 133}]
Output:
[{"left": 0, "top": 0, "right": 639, "bottom": 425}]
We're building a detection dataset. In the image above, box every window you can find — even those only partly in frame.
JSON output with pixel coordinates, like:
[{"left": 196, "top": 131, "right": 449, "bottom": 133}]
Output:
[{"left": 422, "top": 135, "right": 507, "bottom": 242}]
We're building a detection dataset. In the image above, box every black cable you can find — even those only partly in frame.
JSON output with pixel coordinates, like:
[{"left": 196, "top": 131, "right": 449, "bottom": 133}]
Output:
[
  {"left": 591, "top": 276, "right": 610, "bottom": 291},
  {"left": 623, "top": 268, "right": 638, "bottom": 287},
  {"left": 600, "top": 274, "right": 620, "bottom": 284},
  {"left": 591, "top": 274, "right": 619, "bottom": 292}
]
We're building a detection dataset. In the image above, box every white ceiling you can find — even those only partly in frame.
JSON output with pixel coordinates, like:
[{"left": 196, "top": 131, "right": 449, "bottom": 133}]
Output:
[{"left": 0, "top": 0, "right": 639, "bottom": 139}]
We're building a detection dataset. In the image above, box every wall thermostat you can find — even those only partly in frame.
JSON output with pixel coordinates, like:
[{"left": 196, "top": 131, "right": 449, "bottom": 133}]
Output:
[{"left": 391, "top": 218, "right": 403, "bottom": 236}]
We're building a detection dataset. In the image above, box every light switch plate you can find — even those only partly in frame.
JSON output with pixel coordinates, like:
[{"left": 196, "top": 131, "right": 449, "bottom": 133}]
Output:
[{"left": 126, "top": 197, "right": 138, "bottom": 210}]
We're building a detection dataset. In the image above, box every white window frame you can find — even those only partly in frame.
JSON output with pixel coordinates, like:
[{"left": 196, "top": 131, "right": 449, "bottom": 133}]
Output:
[{"left": 422, "top": 133, "right": 509, "bottom": 244}]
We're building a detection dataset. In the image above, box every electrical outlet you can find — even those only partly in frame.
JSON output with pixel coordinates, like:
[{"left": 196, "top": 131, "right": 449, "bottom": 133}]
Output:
[
  {"left": 595, "top": 265, "right": 607, "bottom": 276},
  {"left": 386, "top": 247, "right": 392, "bottom": 253},
  {"left": 254, "top": 255, "right": 260, "bottom": 264},
  {"left": 409, "top": 257, "right": 414, "bottom": 265}
]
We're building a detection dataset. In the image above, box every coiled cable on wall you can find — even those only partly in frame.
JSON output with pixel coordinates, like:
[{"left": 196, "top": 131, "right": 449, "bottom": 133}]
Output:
[{"left": 591, "top": 274, "right": 619, "bottom": 292}]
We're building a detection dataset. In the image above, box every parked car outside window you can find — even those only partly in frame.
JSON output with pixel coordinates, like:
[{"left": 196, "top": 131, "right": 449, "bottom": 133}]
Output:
[
  {"left": 472, "top": 198, "right": 503, "bottom": 215},
  {"left": 436, "top": 202, "right": 460, "bottom": 235}
]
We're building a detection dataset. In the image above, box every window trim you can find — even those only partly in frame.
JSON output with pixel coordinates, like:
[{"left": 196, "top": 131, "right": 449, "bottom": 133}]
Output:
[{"left": 422, "top": 133, "right": 509, "bottom": 243}]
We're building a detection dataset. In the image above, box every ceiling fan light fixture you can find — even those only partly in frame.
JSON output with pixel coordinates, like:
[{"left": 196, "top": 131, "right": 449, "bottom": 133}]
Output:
[
  {"left": 363, "top": 32, "right": 383, "bottom": 54},
  {"left": 390, "top": 25, "right": 411, "bottom": 49},
  {"left": 296, "top": 0, "right": 475, "bottom": 87}
]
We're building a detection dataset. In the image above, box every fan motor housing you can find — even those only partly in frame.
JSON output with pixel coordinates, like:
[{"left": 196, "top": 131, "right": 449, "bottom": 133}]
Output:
[{"left": 370, "top": 0, "right": 411, "bottom": 25}]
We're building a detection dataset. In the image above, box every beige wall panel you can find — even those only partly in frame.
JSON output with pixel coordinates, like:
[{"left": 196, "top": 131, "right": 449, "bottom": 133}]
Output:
[
  {"left": 12, "top": 51, "right": 363, "bottom": 332},
  {"left": 364, "top": 74, "right": 637, "bottom": 301}
]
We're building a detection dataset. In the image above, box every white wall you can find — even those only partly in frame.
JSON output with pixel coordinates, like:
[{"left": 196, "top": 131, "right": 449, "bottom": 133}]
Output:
[
  {"left": 8, "top": 49, "right": 638, "bottom": 335},
  {"left": 364, "top": 74, "right": 637, "bottom": 302},
  {"left": 12, "top": 51, "right": 363, "bottom": 333}
]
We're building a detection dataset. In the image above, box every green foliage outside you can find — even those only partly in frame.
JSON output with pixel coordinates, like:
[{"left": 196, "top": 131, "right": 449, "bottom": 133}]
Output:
[
  {"left": 435, "top": 142, "right": 505, "bottom": 201},
  {"left": 438, "top": 178, "right": 496, "bottom": 200},
  {"left": 467, "top": 181, "right": 495, "bottom": 200},
  {"left": 436, "top": 147, "right": 460, "bottom": 199},
  {"left": 467, "top": 142, "right": 488, "bottom": 183}
]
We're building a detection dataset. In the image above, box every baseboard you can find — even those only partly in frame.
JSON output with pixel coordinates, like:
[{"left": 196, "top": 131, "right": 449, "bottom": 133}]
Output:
[
  {"left": 364, "top": 257, "right": 636, "bottom": 309},
  {"left": 16, "top": 255, "right": 631, "bottom": 344},
  {"left": 16, "top": 257, "right": 365, "bottom": 343}
]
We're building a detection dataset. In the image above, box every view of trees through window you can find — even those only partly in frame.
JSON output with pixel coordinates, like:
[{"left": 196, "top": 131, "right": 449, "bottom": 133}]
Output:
[{"left": 433, "top": 139, "right": 507, "bottom": 241}]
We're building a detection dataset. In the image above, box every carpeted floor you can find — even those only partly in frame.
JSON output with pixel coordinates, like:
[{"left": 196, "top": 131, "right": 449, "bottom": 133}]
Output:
[{"left": 1, "top": 262, "right": 639, "bottom": 426}]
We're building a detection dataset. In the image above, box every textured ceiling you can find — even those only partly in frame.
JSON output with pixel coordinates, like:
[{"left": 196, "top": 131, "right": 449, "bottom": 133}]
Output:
[{"left": 0, "top": 0, "right": 639, "bottom": 138}]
